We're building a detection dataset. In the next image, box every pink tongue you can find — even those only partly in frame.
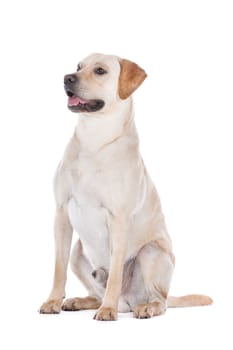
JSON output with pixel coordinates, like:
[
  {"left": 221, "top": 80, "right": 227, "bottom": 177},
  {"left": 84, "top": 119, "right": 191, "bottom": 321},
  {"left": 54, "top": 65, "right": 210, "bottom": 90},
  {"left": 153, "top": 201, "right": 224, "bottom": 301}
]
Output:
[{"left": 68, "top": 96, "right": 88, "bottom": 106}]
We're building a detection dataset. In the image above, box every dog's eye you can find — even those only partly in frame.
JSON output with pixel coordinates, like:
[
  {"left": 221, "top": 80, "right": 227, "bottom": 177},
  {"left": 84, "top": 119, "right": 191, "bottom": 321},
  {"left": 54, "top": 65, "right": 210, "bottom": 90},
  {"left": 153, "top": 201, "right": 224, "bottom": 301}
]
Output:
[
  {"left": 94, "top": 67, "right": 107, "bottom": 75},
  {"left": 77, "top": 64, "right": 82, "bottom": 72}
]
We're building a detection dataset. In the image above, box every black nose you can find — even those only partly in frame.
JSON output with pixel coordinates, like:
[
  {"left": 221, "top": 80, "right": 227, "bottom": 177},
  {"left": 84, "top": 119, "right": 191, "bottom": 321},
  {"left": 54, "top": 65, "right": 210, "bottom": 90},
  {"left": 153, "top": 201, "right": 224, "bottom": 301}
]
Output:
[{"left": 64, "top": 74, "right": 77, "bottom": 86}]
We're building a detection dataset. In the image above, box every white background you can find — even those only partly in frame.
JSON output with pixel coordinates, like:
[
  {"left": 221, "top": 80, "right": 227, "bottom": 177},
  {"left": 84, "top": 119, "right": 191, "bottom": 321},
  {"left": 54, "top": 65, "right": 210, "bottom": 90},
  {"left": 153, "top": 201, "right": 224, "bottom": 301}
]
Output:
[{"left": 0, "top": 0, "right": 232, "bottom": 349}]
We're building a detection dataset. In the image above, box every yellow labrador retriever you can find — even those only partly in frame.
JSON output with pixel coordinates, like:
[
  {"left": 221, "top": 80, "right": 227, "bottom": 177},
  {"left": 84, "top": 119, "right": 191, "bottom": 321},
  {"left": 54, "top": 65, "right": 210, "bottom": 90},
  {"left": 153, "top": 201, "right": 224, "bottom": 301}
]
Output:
[{"left": 39, "top": 53, "right": 212, "bottom": 320}]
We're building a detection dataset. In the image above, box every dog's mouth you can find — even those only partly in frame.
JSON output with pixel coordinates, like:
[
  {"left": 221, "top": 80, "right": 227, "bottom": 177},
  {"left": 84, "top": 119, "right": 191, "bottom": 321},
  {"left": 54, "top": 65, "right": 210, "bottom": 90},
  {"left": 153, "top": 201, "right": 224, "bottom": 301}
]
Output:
[{"left": 66, "top": 90, "right": 105, "bottom": 113}]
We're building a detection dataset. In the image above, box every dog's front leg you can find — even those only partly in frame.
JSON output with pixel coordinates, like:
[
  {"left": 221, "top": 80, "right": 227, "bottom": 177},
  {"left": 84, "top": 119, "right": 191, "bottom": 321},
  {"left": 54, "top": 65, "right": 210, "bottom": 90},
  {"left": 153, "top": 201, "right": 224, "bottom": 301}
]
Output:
[
  {"left": 39, "top": 207, "right": 73, "bottom": 314},
  {"left": 94, "top": 217, "right": 127, "bottom": 321}
]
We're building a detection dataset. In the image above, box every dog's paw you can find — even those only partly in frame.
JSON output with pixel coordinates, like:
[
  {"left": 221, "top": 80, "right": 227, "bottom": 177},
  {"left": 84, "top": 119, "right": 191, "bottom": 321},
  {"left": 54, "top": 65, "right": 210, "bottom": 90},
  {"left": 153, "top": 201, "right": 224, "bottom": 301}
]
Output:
[
  {"left": 39, "top": 299, "right": 63, "bottom": 314},
  {"left": 62, "top": 298, "right": 82, "bottom": 311},
  {"left": 133, "top": 302, "right": 166, "bottom": 319},
  {"left": 62, "top": 296, "right": 101, "bottom": 311},
  {"left": 94, "top": 306, "right": 117, "bottom": 321},
  {"left": 92, "top": 268, "right": 108, "bottom": 287}
]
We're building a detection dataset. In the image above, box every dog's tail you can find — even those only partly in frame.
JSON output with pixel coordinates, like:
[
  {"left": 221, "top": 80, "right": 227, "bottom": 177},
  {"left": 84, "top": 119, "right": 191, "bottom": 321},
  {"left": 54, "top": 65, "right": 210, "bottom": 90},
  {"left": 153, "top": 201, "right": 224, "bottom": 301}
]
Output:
[{"left": 167, "top": 294, "right": 213, "bottom": 308}]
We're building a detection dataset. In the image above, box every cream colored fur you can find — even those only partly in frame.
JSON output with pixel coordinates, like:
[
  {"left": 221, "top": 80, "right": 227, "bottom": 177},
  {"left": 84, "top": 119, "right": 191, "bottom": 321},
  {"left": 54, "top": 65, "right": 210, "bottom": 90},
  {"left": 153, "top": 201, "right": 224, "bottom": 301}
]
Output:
[{"left": 39, "top": 53, "right": 212, "bottom": 320}]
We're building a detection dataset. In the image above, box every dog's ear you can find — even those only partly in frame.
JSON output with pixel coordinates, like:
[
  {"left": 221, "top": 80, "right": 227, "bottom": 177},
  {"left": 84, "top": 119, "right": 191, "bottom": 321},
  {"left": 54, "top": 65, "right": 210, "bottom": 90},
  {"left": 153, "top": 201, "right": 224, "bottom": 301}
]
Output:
[{"left": 118, "top": 59, "right": 147, "bottom": 100}]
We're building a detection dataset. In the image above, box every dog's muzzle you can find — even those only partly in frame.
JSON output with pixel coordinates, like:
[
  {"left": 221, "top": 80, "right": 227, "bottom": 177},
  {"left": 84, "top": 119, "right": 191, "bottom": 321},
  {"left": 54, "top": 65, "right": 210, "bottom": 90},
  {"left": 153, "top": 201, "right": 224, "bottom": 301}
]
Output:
[{"left": 64, "top": 74, "right": 105, "bottom": 113}]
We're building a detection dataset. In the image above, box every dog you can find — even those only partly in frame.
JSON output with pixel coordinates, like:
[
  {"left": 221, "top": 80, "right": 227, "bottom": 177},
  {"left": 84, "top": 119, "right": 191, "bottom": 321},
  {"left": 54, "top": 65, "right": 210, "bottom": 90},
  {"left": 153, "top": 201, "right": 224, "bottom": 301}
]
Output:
[{"left": 39, "top": 53, "right": 212, "bottom": 320}]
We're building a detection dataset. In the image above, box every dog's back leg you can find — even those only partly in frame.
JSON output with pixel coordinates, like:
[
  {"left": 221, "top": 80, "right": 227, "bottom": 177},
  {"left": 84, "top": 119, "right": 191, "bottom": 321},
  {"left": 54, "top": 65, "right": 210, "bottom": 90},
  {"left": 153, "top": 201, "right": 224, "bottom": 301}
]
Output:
[
  {"left": 124, "top": 241, "right": 174, "bottom": 318},
  {"left": 62, "top": 239, "right": 104, "bottom": 311}
]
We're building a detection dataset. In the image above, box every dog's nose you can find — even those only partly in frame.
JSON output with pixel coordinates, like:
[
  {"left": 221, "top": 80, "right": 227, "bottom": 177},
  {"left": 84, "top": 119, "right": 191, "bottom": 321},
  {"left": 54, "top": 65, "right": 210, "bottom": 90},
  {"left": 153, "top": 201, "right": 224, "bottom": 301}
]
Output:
[{"left": 64, "top": 74, "right": 77, "bottom": 85}]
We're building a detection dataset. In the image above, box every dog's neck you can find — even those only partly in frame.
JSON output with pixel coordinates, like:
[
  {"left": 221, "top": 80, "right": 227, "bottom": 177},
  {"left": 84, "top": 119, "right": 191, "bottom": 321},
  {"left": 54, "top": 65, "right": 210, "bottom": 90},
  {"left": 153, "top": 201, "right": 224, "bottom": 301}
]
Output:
[{"left": 75, "top": 98, "right": 138, "bottom": 153}]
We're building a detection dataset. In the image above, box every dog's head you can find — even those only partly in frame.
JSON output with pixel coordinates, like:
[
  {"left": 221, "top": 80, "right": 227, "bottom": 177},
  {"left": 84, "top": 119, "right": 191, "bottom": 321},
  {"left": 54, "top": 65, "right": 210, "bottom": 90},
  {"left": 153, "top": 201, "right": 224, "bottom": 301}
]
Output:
[{"left": 64, "top": 53, "right": 147, "bottom": 114}]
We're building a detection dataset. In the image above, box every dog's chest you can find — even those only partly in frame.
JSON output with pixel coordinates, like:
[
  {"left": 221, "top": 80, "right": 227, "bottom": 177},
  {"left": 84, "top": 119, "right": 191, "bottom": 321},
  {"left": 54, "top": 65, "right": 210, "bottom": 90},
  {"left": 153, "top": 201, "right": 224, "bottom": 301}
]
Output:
[{"left": 67, "top": 155, "right": 112, "bottom": 268}]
